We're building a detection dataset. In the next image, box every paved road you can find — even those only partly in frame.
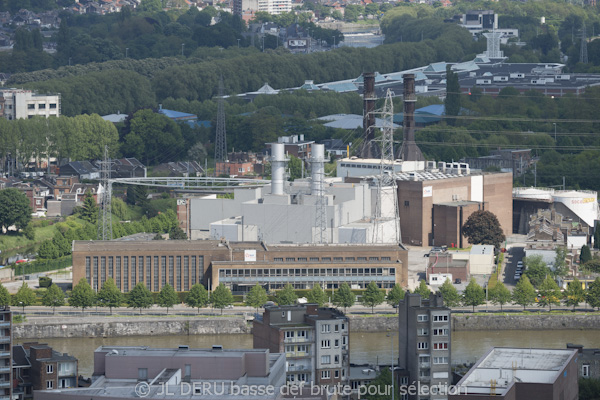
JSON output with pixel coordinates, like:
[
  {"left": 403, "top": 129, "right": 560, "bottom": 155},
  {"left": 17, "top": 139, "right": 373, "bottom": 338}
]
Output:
[{"left": 504, "top": 246, "right": 525, "bottom": 289}]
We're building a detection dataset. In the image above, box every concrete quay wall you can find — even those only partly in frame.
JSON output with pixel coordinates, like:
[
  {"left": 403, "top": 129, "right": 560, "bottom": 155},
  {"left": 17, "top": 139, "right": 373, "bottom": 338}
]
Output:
[{"left": 13, "top": 314, "right": 600, "bottom": 339}]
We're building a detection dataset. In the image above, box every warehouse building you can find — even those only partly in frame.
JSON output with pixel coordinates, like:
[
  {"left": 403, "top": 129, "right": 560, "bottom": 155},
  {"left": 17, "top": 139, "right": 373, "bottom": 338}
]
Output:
[{"left": 72, "top": 240, "right": 408, "bottom": 294}]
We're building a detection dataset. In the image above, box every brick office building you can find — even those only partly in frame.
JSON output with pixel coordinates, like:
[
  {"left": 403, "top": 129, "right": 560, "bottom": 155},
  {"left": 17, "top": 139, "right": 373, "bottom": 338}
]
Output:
[{"left": 72, "top": 240, "right": 408, "bottom": 294}]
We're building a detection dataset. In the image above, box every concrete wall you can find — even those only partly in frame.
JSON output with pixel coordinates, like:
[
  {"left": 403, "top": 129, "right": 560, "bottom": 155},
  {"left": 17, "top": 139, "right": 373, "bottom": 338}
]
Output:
[{"left": 14, "top": 318, "right": 249, "bottom": 339}]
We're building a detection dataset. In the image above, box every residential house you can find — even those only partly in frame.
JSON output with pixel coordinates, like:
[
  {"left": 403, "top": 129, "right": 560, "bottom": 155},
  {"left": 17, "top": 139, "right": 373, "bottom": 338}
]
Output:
[
  {"left": 153, "top": 161, "right": 204, "bottom": 177},
  {"left": 58, "top": 161, "right": 100, "bottom": 180}
]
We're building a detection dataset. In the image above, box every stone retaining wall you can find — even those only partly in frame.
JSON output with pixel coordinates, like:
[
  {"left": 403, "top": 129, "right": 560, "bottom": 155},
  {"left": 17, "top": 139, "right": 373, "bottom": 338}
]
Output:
[{"left": 13, "top": 314, "right": 600, "bottom": 339}]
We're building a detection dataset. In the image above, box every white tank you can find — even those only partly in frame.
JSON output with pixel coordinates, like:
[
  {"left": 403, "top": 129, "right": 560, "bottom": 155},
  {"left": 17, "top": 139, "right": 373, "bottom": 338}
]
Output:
[
  {"left": 271, "top": 143, "right": 286, "bottom": 195},
  {"left": 553, "top": 190, "right": 598, "bottom": 227},
  {"left": 512, "top": 187, "right": 553, "bottom": 200},
  {"left": 311, "top": 144, "right": 325, "bottom": 196}
]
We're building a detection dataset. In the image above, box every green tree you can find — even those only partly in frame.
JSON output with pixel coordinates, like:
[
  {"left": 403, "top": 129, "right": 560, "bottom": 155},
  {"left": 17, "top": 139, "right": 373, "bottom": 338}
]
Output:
[
  {"left": 210, "top": 284, "right": 234, "bottom": 314},
  {"left": 413, "top": 280, "right": 431, "bottom": 299},
  {"left": 23, "top": 223, "right": 35, "bottom": 241},
  {"left": 96, "top": 278, "right": 123, "bottom": 314},
  {"left": 13, "top": 283, "right": 36, "bottom": 314},
  {"left": 69, "top": 278, "right": 96, "bottom": 313},
  {"left": 363, "top": 368, "right": 400, "bottom": 400},
  {"left": 564, "top": 277, "right": 585, "bottom": 310},
  {"left": 537, "top": 276, "right": 561, "bottom": 310},
  {"left": 185, "top": 283, "right": 209, "bottom": 313},
  {"left": 462, "top": 278, "right": 485, "bottom": 312},
  {"left": 580, "top": 245, "right": 592, "bottom": 264},
  {"left": 489, "top": 282, "right": 512, "bottom": 311},
  {"left": 38, "top": 240, "right": 59, "bottom": 259},
  {"left": 78, "top": 192, "right": 99, "bottom": 224},
  {"left": 157, "top": 283, "right": 179, "bottom": 314},
  {"left": 0, "top": 283, "right": 10, "bottom": 306},
  {"left": 333, "top": 283, "right": 355, "bottom": 312},
  {"left": 276, "top": 284, "right": 298, "bottom": 306},
  {"left": 245, "top": 283, "right": 268, "bottom": 312},
  {"left": 523, "top": 255, "right": 551, "bottom": 288},
  {"left": 512, "top": 275, "right": 536, "bottom": 310},
  {"left": 445, "top": 65, "right": 461, "bottom": 126},
  {"left": 127, "top": 282, "right": 154, "bottom": 314},
  {"left": 439, "top": 278, "right": 461, "bottom": 307},
  {"left": 553, "top": 246, "right": 569, "bottom": 277},
  {"left": 139, "top": 0, "right": 162, "bottom": 12},
  {"left": 587, "top": 277, "right": 600, "bottom": 311},
  {"left": 288, "top": 155, "right": 303, "bottom": 181},
  {"left": 461, "top": 210, "right": 505, "bottom": 248},
  {"left": 0, "top": 188, "right": 32, "bottom": 233},
  {"left": 41, "top": 284, "right": 65, "bottom": 314},
  {"left": 362, "top": 282, "right": 385, "bottom": 313},
  {"left": 169, "top": 226, "right": 187, "bottom": 240},
  {"left": 386, "top": 284, "right": 404, "bottom": 311},
  {"left": 307, "top": 284, "right": 327, "bottom": 307}
]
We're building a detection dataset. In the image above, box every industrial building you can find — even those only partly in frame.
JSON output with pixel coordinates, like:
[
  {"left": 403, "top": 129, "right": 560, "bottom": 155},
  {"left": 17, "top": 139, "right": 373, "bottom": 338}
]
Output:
[
  {"left": 253, "top": 304, "right": 349, "bottom": 386},
  {"left": 0, "top": 89, "right": 60, "bottom": 120},
  {"left": 34, "top": 346, "right": 286, "bottom": 400},
  {"left": 451, "top": 348, "right": 579, "bottom": 399},
  {"left": 72, "top": 240, "right": 408, "bottom": 294},
  {"left": 178, "top": 143, "right": 402, "bottom": 245},
  {"left": 398, "top": 293, "right": 451, "bottom": 400},
  {"left": 513, "top": 187, "right": 598, "bottom": 243}
]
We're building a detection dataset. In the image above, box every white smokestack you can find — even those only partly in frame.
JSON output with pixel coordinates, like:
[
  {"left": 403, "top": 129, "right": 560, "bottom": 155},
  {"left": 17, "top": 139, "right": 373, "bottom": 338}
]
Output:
[
  {"left": 271, "top": 143, "right": 286, "bottom": 195},
  {"left": 311, "top": 144, "right": 325, "bottom": 196}
]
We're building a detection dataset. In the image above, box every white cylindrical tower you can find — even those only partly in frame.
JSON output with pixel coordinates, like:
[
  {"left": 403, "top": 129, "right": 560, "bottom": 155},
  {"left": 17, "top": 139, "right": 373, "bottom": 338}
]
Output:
[
  {"left": 311, "top": 144, "right": 325, "bottom": 196},
  {"left": 271, "top": 143, "right": 286, "bottom": 195}
]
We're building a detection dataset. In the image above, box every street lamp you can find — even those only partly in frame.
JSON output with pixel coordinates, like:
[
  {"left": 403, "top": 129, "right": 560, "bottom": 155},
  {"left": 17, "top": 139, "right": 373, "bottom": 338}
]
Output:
[
  {"left": 181, "top": 43, "right": 185, "bottom": 57},
  {"left": 387, "top": 331, "right": 396, "bottom": 400},
  {"left": 332, "top": 36, "right": 336, "bottom": 48},
  {"left": 237, "top": 38, "right": 240, "bottom": 48},
  {"left": 553, "top": 123, "right": 557, "bottom": 142},
  {"left": 125, "top": 47, "right": 129, "bottom": 58}
]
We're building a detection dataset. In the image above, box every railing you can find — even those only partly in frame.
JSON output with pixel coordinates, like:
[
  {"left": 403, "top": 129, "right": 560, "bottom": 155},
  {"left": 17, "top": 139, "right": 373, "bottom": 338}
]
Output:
[
  {"left": 0, "top": 367, "right": 10, "bottom": 374},
  {"left": 0, "top": 323, "right": 10, "bottom": 328},
  {"left": 284, "top": 337, "right": 311, "bottom": 344},
  {"left": 286, "top": 352, "right": 310, "bottom": 358},
  {"left": 0, "top": 381, "right": 10, "bottom": 388},
  {"left": 419, "top": 362, "right": 430, "bottom": 368},
  {"left": 0, "top": 338, "right": 9, "bottom": 344},
  {"left": 287, "top": 365, "right": 310, "bottom": 372},
  {"left": 0, "top": 353, "right": 10, "bottom": 358}
]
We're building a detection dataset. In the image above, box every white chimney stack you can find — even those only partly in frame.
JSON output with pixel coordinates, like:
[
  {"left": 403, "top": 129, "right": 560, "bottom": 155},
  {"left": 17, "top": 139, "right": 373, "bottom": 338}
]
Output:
[
  {"left": 271, "top": 143, "right": 286, "bottom": 195},
  {"left": 311, "top": 144, "right": 325, "bottom": 196}
]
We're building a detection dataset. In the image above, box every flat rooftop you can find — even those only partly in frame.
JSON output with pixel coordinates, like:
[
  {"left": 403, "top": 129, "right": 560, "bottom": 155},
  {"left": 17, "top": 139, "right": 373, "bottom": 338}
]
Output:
[
  {"left": 458, "top": 348, "right": 577, "bottom": 395},
  {"left": 98, "top": 346, "right": 269, "bottom": 359}
]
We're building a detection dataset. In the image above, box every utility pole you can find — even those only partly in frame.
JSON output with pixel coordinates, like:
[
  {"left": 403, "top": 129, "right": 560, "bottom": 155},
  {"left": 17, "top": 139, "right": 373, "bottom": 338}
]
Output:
[{"left": 215, "top": 76, "right": 227, "bottom": 177}]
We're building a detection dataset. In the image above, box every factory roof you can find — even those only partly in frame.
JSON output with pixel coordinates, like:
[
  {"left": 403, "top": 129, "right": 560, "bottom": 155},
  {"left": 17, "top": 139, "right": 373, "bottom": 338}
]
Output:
[{"left": 457, "top": 348, "right": 577, "bottom": 395}]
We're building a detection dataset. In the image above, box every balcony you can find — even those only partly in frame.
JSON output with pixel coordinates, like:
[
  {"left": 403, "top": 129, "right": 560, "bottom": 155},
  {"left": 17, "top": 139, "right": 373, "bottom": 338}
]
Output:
[
  {"left": 284, "top": 337, "right": 311, "bottom": 344},
  {"left": 0, "top": 381, "right": 10, "bottom": 388},
  {"left": 0, "top": 367, "right": 9, "bottom": 374},
  {"left": 0, "top": 353, "right": 9, "bottom": 358},
  {"left": 0, "top": 338, "right": 9, "bottom": 344},
  {"left": 0, "top": 323, "right": 10, "bottom": 329},
  {"left": 286, "top": 352, "right": 310, "bottom": 359},
  {"left": 419, "top": 362, "right": 430, "bottom": 368},
  {"left": 287, "top": 365, "right": 310, "bottom": 372}
]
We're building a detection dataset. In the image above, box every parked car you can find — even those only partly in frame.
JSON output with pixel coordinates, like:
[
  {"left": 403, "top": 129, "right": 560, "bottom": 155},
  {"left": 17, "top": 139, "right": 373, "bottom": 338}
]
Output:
[{"left": 454, "top": 278, "right": 462, "bottom": 284}]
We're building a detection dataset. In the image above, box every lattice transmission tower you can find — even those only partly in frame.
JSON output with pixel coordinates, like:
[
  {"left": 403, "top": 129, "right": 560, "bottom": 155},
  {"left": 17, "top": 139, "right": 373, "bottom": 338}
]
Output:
[
  {"left": 215, "top": 75, "right": 228, "bottom": 176},
  {"left": 580, "top": 23, "right": 588, "bottom": 64},
  {"left": 97, "top": 145, "right": 113, "bottom": 240},
  {"left": 373, "top": 90, "right": 401, "bottom": 244}
]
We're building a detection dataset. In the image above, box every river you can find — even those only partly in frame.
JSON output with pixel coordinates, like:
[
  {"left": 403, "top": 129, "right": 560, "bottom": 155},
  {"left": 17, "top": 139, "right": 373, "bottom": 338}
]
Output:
[{"left": 37, "top": 330, "right": 600, "bottom": 378}]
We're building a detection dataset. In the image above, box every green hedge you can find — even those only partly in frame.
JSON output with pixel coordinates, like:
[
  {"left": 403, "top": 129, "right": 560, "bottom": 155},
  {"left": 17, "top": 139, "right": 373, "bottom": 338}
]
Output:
[{"left": 12, "top": 256, "right": 72, "bottom": 276}]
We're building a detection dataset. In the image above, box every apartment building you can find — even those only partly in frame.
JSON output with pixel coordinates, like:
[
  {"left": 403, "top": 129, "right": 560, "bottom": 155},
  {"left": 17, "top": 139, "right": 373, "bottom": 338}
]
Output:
[
  {"left": 253, "top": 304, "right": 349, "bottom": 386},
  {"left": 0, "top": 89, "right": 60, "bottom": 120},
  {"left": 233, "top": 0, "right": 290, "bottom": 16},
  {"left": 0, "top": 306, "right": 11, "bottom": 400},
  {"left": 35, "top": 346, "right": 286, "bottom": 400},
  {"left": 398, "top": 293, "right": 451, "bottom": 400}
]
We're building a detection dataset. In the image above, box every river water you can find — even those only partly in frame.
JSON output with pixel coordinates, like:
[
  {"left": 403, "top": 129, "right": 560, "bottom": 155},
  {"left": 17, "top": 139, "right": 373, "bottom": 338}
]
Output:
[{"left": 37, "top": 330, "right": 600, "bottom": 378}]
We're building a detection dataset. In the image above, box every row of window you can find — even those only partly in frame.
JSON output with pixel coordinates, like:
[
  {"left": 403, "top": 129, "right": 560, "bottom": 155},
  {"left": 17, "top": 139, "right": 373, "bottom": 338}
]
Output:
[
  {"left": 272, "top": 256, "right": 391, "bottom": 263},
  {"left": 286, "top": 345, "right": 309, "bottom": 353},
  {"left": 416, "top": 314, "right": 450, "bottom": 323},
  {"left": 27, "top": 103, "right": 57, "bottom": 110},
  {"left": 321, "top": 323, "right": 346, "bottom": 333},
  {"left": 219, "top": 267, "right": 395, "bottom": 278},
  {"left": 85, "top": 255, "right": 204, "bottom": 292},
  {"left": 320, "top": 369, "right": 344, "bottom": 380},
  {"left": 320, "top": 355, "right": 340, "bottom": 365},
  {"left": 418, "top": 342, "right": 449, "bottom": 350},
  {"left": 320, "top": 338, "right": 345, "bottom": 349}
]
